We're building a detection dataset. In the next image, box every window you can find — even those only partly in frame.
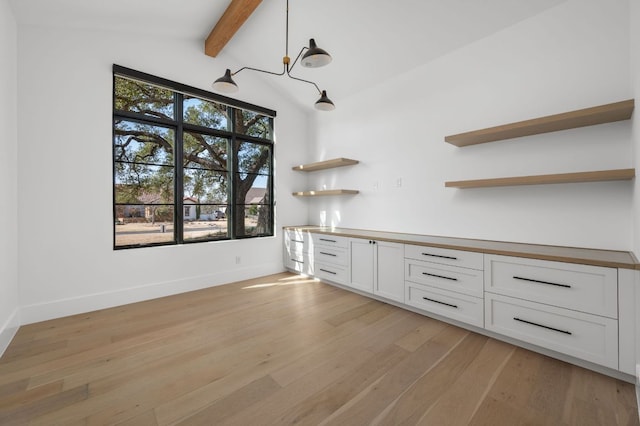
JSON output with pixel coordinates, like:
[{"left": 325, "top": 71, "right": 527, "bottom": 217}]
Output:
[{"left": 113, "top": 65, "right": 275, "bottom": 249}]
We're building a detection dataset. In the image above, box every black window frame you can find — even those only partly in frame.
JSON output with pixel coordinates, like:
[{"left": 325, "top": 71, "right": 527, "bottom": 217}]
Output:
[{"left": 112, "top": 65, "right": 276, "bottom": 250}]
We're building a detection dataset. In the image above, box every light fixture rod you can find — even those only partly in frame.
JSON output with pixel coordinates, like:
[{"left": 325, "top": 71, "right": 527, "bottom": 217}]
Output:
[
  {"left": 287, "top": 68, "right": 322, "bottom": 95},
  {"left": 286, "top": 0, "right": 290, "bottom": 58},
  {"left": 213, "top": 0, "right": 332, "bottom": 108},
  {"left": 231, "top": 64, "right": 286, "bottom": 78},
  {"left": 287, "top": 46, "right": 305, "bottom": 75}
]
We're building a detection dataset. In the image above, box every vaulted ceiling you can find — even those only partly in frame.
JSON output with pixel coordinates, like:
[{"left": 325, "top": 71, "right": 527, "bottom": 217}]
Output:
[{"left": 9, "top": 0, "right": 566, "bottom": 109}]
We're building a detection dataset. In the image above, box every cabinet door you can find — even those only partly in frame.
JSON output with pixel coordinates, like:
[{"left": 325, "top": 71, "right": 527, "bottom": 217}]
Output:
[
  {"left": 375, "top": 241, "right": 405, "bottom": 303},
  {"left": 349, "top": 239, "right": 374, "bottom": 293}
]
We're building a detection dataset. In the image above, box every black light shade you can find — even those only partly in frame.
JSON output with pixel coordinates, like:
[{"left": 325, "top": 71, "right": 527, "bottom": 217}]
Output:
[
  {"left": 315, "top": 90, "right": 335, "bottom": 111},
  {"left": 302, "top": 39, "right": 332, "bottom": 68},
  {"left": 212, "top": 69, "right": 239, "bottom": 93}
]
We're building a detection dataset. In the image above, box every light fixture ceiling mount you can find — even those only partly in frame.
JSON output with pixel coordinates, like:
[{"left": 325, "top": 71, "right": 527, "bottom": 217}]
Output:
[{"left": 212, "top": 0, "right": 335, "bottom": 111}]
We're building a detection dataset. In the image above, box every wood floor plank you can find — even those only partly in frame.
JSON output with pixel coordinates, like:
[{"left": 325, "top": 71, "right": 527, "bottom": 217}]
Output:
[
  {"left": 0, "top": 379, "right": 29, "bottom": 400},
  {"left": 155, "top": 306, "right": 418, "bottom": 425},
  {"left": 269, "top": 306, "right": 411, "bottom": 387},
  {"left": 469, "top": 347, "right": 546, "bottom": 424},
  {"left": 372, "top": 332, "right": 490, "bottom": 425},
  {"left": 214, "top": 347, "right": 378, "bottom": 426},
  {"left": 393, "top": 317, "right": 448, "bottom": 352},
  {"left": 527, "top": 356, "right": 574, "bottom": 419},
  {"left": 43, "top": 313, "right": 335, "bottom": 424},
  {"left": 0, "top": 272, "right": 636, "bottom": 425},
  {"left": 0, "top": 381, "right": 63, "bottom": 412},
  {"left": 115, "top": 410, "right": 158, "bottom": 426},
  {"left": 275, "top": 343, "right": 410, "bottom": 425},
  {"left": 0, "top": 384, "right": 88, "bottom": 426},
  {"left": 414, "top": 339, "right": 515, "bottom": 425},
  {"left": 319, "top": 325, "right": 468, "bottom": 425},
  {"left": 174, "top": 375, "right": 281, "bottom": 425}
]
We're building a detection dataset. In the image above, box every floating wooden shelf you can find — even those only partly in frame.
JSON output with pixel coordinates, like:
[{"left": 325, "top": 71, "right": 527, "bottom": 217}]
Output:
[
  {"left": 292, "top": 158, "right": 359, "bottom": 172},
  {"left": 445, "top": 99, "right": 634, "bottom": 147},
  {"left": 445, "top": 168, "right": 635, "bottom": 189},
  {"left": 292, "top": 189, "right": 359, "bottom": 197}
]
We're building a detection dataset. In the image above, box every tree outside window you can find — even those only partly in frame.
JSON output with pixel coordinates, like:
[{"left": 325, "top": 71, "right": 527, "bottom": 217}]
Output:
[{"left": 113, "top": 66, "right": 274, "bottom": 249}]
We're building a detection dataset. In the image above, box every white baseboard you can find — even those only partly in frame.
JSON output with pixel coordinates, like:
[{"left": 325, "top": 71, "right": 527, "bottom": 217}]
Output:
[
  {"left": 0, "top": 308, "right": 20, "bottom": 358},
  {"left": 21, "top": 264, "right": 284, "bottom": 325}
]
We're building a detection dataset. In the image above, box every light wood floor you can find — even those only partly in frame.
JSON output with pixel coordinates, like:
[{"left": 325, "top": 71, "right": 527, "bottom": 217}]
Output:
[{"left": 0, "top": 272, "right": 638, "bottom": 425}]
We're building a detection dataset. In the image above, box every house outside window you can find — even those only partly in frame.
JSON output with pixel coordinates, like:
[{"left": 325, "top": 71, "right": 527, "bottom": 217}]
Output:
[{"left": 113, "top": 65, "right": 275, "bottom": 249}]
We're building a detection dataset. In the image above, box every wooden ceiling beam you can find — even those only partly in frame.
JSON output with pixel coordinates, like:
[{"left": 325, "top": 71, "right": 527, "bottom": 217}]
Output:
[{"left": 205, "top": 0, "right": 263, "bottom": 58}]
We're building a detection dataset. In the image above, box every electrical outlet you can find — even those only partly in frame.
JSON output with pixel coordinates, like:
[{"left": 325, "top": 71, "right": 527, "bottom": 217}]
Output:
[
  {"left": 396, "top": 178, "right": 402, "bottom": 187},
  {"left": 235, "top": 256, "right": 241, "bottom": 264}
]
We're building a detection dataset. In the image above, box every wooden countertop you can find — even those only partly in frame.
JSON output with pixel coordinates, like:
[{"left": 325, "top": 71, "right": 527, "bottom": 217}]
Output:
[{"left": 284, "top": 226, "right": 640, "bottom": 270}]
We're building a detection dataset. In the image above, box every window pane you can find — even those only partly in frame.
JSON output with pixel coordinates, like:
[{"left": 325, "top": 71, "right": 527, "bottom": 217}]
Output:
[
  {"left": 235, "top": 109, "right": 272, "bottom": 140},
  {"left": 114, "top": 120, "right": 174, "bottom": 166},
  {"left": 183, "top": 96, "right": 230, "bottom": 130},
  {"left": 237, "top": 141, "right": 270, "bottom": 174},
  {"left": 115, "top": 164, "right": 174, "bottom": 203},
  {"left": 114, "top": 69, "right": 274, "bottom": 248},
  {"left": 183, "top": 132, "right": 228, "bottom": 171},
  {"left": 236, "top": 204, "right": 273, "bottom": 237},
  {"left": 184, "top": 169, "right": 228, "bottom": 204},
  {"left": 183, "top": 204, "right": 229, "bottom": 241},
  {"left": 115, "top": 205, "right": 175, "bottom": 247},
  {"left": 114, "top": 76, "right": 174, "bottom": 120}
]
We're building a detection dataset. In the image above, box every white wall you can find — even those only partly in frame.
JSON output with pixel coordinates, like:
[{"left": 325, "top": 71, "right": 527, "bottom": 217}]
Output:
[
  {"left": 632, "top": 0, "right": 640, "bottom": 255},
  {"left": 17, "top": 25, "right": 309, "bottom": 323},
  {"left": 0, "top": 0, "right": 20, "bottom": 353},
  {"left": 630, "top": 0, "right": 640, "bottom": 390},
  {"left": 308, "top": 0, "right": 634, "bottom": 251}
]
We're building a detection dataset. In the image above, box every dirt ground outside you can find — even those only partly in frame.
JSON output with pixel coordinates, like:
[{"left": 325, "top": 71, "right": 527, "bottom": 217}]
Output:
[{"left": 115, "top": 218, "right": 258, "bottom": 246}]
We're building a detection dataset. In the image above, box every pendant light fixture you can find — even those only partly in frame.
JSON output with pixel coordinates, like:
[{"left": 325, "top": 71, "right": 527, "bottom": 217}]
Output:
[{"left": 212, "top": 0, "right": 335, "bottom": 111}]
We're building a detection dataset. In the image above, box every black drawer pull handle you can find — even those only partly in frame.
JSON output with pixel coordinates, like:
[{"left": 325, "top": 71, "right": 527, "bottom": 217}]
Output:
[
  {"left": 319, "top": 251, "right": 337, "bottom": 257},
  {"left": 422, "top": 297, "right": 458, "bottom": 309},
  {"left": 513, "top": 317, "right": 572, "bottom": 335},
  {"left": 421, "top": 253, "right": 457, "bottom": 260},
  {"left": 320, "top": 268, "right": 337, "bottom": 275},
  {"left": 320, "top": 238, "right": 337, "bottom": 243},
  {"left": 513, "top": 276, "right": 571, "bottom": 289},
  {"left": 291, "top": 239, "right": 304, "bottom": 243},
  {"left": 291, "top": 259, "right": 303, "bottom": 264},
  {"left": 422, "top": 272, "right": 458, "bottom": 281}
]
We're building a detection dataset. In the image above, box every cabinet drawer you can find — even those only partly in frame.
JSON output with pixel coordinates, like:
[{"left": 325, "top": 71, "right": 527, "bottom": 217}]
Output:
[
  {"left": 285, "top": 229, "right": 309, "bottom": 253},
  {"left": 485, "top": 293, "right": 618, "bottom": 369},
  {"left": 284, "top": 253, "right": 313, "bottom": 275},
  {"left": 285, "top": 240, "right": 305, "bottom": 257},
  {"left": 485, "top": 255, "right": 617, "bottom": 318},
  {"left": 405, "top": 244, "right": 483, "bottom": 270},
  {"left": 314, "top": 246, "right": 349, "bottom": 267},
  {"left": 405, "top": 259, "right": 483, "bottom": 298},
  {"left": 406, "top": 283, "right": 484, "bottom": 327},
  {"left": 311, "top": 233, "right": 349, "bottom": 249},
  {"left": 315, "top": 263, "right": 348, "bottom": 285}
]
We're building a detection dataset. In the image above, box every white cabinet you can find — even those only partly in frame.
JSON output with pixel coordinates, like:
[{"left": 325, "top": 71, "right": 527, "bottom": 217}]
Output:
[
  {"left": 349, "top": 239, "right": 374, "bottom": 293},
  {"left": 283, "top": 228, "right": 312, "bottom": 275},
  {"left": 405, "top": 244, "right": 484, "bottom": 327},
  {"left": 484, "top": 254, "right": 620, "bottom": 370},
  {"left": 405, "top": 259, "right": 483, "bottom": 298},
  {"left": 618, "top": 269, "right": 638, "bottom": 375},
  {"left": 484, "top": 255, "right": 617, "bottom": 318},
  {"left": 311, "top": 233, "right": 350, "bottom": 285},
  {"left": 485, "top": 293, "right": 618, "bottom": 369},
  {"left": 283, "top": 227, "right": 639, "bottom": 379},
  {"left": 349, "top": 238, "right": 404, "bottom": 302},
  {"left": 405, "top": 244, "right": 484, "bottom": 270},
  {"left": 406, "top": 283, "right": 484, "bottom": 327}
]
